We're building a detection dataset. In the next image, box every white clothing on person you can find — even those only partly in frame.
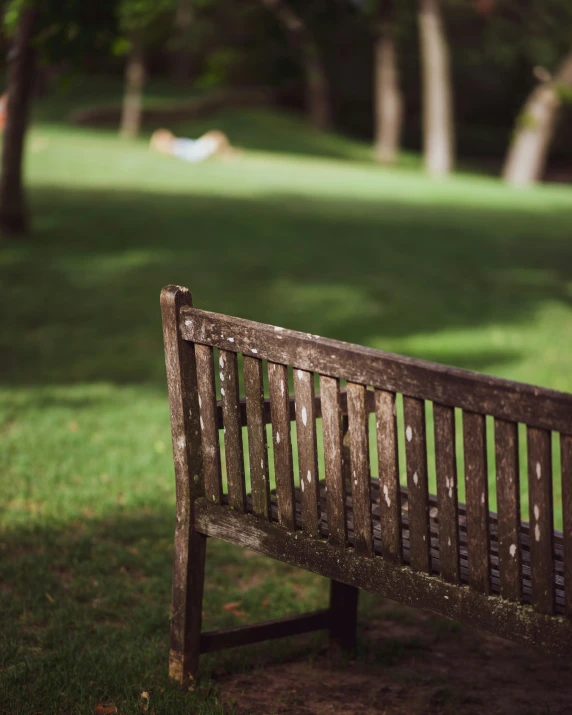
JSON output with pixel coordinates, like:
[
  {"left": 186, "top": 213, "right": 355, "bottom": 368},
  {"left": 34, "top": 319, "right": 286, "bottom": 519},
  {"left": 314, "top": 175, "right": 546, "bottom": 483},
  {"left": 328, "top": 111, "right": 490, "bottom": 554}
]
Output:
[{"left": 171, "top": 135, "right": 219, "bottom": 163}]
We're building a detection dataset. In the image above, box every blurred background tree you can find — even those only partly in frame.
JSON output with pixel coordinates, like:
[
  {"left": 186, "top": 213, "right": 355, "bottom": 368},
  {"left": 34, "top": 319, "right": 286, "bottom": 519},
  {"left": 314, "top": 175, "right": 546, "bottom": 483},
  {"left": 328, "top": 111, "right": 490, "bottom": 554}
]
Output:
[{"left": 1, "top": 0, "right": 572, "bottom": 237}]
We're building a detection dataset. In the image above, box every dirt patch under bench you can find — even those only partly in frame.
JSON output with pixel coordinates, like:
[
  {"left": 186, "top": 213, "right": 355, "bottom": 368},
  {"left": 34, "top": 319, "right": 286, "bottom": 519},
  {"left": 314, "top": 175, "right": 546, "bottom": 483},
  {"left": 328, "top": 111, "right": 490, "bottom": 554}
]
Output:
[{"left": 217, "top": 600, "right": 572, "bottom": 715}]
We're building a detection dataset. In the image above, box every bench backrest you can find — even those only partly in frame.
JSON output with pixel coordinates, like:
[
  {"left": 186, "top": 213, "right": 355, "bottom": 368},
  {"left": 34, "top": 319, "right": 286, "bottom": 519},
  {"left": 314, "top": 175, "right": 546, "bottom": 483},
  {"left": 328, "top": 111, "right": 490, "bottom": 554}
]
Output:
[{"left": 163, "top": 286, "right": 572, "bottom": 620}]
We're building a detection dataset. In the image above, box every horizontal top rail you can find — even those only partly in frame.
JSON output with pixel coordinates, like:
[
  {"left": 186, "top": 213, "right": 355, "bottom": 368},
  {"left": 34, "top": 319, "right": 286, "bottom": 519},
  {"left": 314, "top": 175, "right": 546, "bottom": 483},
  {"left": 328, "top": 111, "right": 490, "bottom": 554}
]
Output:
[{"left": 180, "top": 307, "right": 572, "bottom": 434}]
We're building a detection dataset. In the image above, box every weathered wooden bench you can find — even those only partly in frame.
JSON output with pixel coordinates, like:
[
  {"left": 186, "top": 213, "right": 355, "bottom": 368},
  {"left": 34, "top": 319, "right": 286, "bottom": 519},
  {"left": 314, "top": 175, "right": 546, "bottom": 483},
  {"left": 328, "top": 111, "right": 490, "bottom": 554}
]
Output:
[{"left": 161, "top": 284, "right": 572, "bottom": 686}]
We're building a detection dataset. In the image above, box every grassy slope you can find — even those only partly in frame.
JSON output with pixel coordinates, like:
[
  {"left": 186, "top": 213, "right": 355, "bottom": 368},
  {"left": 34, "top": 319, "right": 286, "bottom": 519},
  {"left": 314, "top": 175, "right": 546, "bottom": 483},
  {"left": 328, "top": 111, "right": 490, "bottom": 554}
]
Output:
[{"left": 2, "top": 96, "right": 572, "bottom": 713}]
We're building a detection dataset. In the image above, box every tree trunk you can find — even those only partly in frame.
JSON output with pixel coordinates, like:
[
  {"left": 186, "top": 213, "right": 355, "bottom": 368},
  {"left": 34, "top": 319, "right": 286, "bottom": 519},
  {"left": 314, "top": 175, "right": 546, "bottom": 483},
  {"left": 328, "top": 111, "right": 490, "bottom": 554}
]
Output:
[
  {"left": 0, "top": 7, "right": 38, "bottom": 237},
  {"left": 502, "top": 51, "right": 572, "bottom": 187},
  {"left": 374, "top": 0, "right": 402, "bottom": 164},
  {"left": 170, "top": 0, "right": 194, "bottom": 82},
  {"left": 419, "top": 0, "right": 454, "bottom": 177},
  {"left": 261, "top": 0, "right": 332, "bottom": 131},
  {"left": 120, "top": 36, "right": 145, "bottom": 139},
  {"left": 303, "top": 42, "right": 331, "bottom": 131}
]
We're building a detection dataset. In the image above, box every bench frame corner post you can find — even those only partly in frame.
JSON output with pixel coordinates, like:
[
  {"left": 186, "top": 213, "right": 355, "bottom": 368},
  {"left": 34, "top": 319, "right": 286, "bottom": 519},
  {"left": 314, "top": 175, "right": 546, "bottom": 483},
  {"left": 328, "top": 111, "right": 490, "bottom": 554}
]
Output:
[{"left": 161, "top": 285, "right": 206, "bottom": 687}]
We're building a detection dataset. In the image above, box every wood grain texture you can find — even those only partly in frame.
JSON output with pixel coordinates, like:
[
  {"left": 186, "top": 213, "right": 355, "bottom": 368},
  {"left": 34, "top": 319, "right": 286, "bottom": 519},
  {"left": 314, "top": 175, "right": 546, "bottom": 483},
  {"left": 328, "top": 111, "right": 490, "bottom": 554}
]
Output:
[
  {"left": 495, "top": 419, "right": 521, "bottom": 601},
  {"left": 160, "top": 286, "right": 205, "bottom": 685},
  {"left": 219, "top": 349, "right": 246, "bottom": 512},
  {"left": 375, "top": 390, "right": 402, "bottom": 563},
  {"left": 294, "top": 368, "right": 320, "bottom": 537},
  {"left": 268, "top": 362, "right": 296, "bottom": 530},
  {"left": 527, "top": 427, "right": 554, "bottom": 614},
  {"left": 195, "top": 344, "right": 222, "bottom": 505},
  {"left": 347, "top": 383, "right": 373, "bottom": 557},
  {"left": 181, "top": 306, "right": 572, "bottom": 434},
  {"left": 244, "top": 356, "right": 270, "bottom": 519},
  {"left": 562, "top": 434, "right": 572, "bottom": 616},
  {"left": 463, "top": 411, "right": 490, "bottom": 595},
  {"left": 319, "top": 375, "right": 347, "bottom": 546},
  {"left": 342, "top": 413, "right": 351, "bottom": 494},
  {"left": 403, "top": 396, "right": 430, "bottom": 573},
  {"left": 434, "top": 403, "right": 459, "bottom": 583},
  {"left": 195, "top": 499, "right": 572, "bottom": 657}
]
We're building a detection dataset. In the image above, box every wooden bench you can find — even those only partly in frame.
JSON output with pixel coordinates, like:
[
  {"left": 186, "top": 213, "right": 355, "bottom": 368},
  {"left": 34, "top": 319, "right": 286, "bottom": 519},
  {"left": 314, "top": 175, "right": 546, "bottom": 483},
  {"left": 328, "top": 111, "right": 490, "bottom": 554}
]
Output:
[{"left": 161, "top": 285, "right": 572, "bottom": 686}]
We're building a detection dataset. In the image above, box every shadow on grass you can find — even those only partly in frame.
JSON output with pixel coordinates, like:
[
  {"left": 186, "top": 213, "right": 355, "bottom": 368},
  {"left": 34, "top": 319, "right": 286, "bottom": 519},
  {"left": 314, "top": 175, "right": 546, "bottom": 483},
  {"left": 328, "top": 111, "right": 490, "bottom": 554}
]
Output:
[
  {"left": 0, "top": 507, "right": 330, "bottom": 714},
  {"left": 2, "top": 184, "right": 572, "bottom": 389}
]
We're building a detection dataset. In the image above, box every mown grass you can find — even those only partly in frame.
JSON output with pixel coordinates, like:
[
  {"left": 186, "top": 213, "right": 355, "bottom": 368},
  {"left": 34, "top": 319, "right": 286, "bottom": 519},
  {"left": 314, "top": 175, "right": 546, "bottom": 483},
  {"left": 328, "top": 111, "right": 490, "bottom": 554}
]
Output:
[{"left": 2, "top": 88, "right": 572, "bottom": 713}]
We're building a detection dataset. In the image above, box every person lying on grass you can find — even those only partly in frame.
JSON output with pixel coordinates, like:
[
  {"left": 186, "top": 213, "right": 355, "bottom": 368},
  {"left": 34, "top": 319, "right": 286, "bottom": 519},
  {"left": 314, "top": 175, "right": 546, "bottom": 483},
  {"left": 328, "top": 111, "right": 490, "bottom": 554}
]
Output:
[{"left": 150, "top": 128, "right": 240, "bottom": 163}]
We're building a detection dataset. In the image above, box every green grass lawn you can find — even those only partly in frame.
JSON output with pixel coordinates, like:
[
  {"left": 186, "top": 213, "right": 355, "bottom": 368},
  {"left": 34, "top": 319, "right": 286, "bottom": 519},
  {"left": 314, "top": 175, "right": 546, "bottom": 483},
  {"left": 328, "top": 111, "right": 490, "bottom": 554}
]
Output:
[{"left": 2, "top": 94, "right": 572, "bottom": 713}]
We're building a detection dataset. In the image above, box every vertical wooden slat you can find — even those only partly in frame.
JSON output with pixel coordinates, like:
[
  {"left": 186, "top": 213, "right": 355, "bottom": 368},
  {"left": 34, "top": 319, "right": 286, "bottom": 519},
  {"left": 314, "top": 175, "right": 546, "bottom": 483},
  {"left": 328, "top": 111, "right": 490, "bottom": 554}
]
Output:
[
  {"left": 294, "top": 368, "right": 320, "bottom": 537},
  {"left": 160, "top": 285, "right": 206, "bottom": 685},
  {"left": 320, "top": 375, "right": 347, "bottom": 547},
  {"left": 434, "top": 403, "right": 459, "bottom": 583},
  {"left": 375, "top": 389, "right": 402, "bottom": 563},
  {"left": 528, "top": 427, "right": 554, "bottom": 614},
  {"left": 403, "top": 396, "right": 430, "bottom": 573},
  {"left": 347, "top": 383, "right": 373, "bottom": 557},
  {"left": 219, "top": 349, "right": 246, "bottom": 512},
  {"left": 268, "top": 362, "right": 296, "bottom": 530},
  {"left": 561, "top": 434, "right": 572, "bottom": 616},
  {"left": 195, "top": 344, "right": 222, "bottom": 504},
  {"left": 342, "top": 413, "right": 351, "bottom": 494},
  {"left": 244, "top": 356, "right": 270, "bottom": 519},
  {"left": 495, "top": 419, "right": 521, "bottom": 601},
  {"left": 463, "top": 411, "right": 490, "bottom": 594}
]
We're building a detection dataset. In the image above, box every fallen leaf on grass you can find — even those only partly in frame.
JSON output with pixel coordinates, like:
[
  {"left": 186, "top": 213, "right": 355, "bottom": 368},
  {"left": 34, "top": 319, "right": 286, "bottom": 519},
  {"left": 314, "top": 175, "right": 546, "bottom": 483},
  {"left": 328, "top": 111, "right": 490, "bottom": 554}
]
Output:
[
  {"left": 223, "top": 602, "right": 246, "bottom": 617},
  {"left": 45, "top": 592, "right": 55, "bottom": 604},
  {"left": 139, "top": 691, "right": 150, "bottom": 712},
  {"left": 223, "top": 602, "right": 241, "bottom": 611},
  {"left": 95, "top": 705, "right": 117, "bottom": 715}
]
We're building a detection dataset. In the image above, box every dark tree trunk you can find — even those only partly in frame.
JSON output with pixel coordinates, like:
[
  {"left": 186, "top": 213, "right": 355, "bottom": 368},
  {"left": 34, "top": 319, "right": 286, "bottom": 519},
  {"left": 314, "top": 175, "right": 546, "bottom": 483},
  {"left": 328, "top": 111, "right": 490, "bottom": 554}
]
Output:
[
  {"left": 0, "top": 7, "right": 38, "bottom": 237},
  {"left": 170, "top": 0, "right": 194, "bottom": 82},
  {"left": 419, "top": 0, "right": 455, "bottom": 177},
  {"left": 261, "top": 0, "right": 332, "bottom": 131},
  {"left": 503, "top": 51, "right": 572, "bottom": 187},
  {"left": 120, "top": 35, "right": 146, "bottom": 139},
  {"left": 374, "top": 0, "right": 402, "bottom": 164}
]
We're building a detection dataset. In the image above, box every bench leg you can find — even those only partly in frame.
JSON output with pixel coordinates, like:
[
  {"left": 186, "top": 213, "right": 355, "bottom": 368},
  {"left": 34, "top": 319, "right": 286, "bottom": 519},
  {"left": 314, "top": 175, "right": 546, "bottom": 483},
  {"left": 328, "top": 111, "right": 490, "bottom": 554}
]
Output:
[
  {"left": 169, "top": 530, "right": 207, "bottom": 687},
  {"left": 328, "top": 579, "right": 359, "bottom": 656}
]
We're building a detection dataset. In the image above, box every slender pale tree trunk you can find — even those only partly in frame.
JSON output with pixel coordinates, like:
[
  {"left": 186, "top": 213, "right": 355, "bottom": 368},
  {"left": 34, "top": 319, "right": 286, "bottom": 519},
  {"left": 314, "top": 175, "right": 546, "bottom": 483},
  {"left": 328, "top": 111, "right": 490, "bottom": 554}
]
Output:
[
  {"left": 261, "top": 0, "right": 332, "bottom": 131},
  {"left": 0, "top": 6, "right": 38, "bottom": 237},
  {"left": 418, "top": 0, "right": 454, "bottom": 176},
  {"left": 120, "top": 35, "right": 146, "bottom": 139},
  {"left": 374, "top": 0, "right": 402, "bottom": 164},
  {"left": 170, "top": 0, "right": 194, "bottom": 82},
  {"left": 503, "top": 51, "right": 572, "bottom": 187}
]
